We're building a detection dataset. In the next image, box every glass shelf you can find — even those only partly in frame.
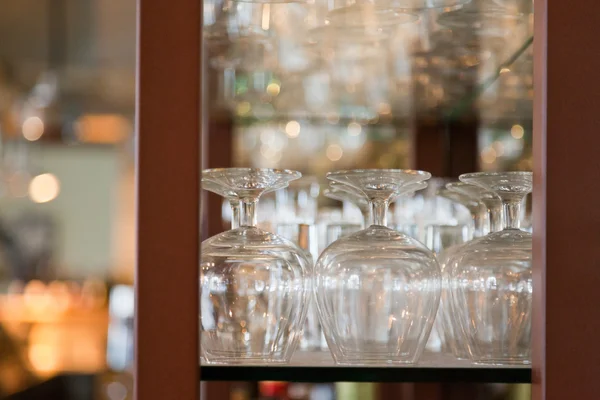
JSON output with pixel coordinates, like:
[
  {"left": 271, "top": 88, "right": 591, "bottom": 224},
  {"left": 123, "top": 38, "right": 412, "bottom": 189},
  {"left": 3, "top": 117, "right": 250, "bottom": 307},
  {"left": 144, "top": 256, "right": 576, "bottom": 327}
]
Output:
[
  {"left": 212, "top": 37, "right": 533, "bottom": 125},
  {"left": 203, "top": 0, "right": 535, "bottom": 173},
  {"left": 200, "top": 351, "right": 531, "bottom": 383},
  {"left": 446, "top": 35, "right": 532, "bottom": 120},
  {"left": 206, "top": 1, "right": 533, "bottom": 119}
]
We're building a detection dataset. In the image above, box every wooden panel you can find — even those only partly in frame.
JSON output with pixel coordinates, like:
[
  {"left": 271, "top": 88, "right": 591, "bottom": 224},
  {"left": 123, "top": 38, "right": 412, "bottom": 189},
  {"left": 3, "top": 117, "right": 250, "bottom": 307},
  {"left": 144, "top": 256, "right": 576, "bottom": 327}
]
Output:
[
  {"left": 135, "top": 0, "right": 201, "bottom": 399},
  {"left": 533, "top": 0, "right": 600, "bottom": 398},
  {"left": 414, "top": 117, "right": 448, "bottom": 177},
  {"left": 447, "top": 115, "right": 479, "bottom": 176}
]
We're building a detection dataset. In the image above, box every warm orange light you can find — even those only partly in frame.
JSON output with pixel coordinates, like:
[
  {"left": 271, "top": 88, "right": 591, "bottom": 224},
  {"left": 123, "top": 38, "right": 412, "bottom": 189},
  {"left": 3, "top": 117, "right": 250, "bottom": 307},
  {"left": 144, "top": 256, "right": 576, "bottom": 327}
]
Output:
[
  {"left": 326, "top": 144, "right": 343, "bottom": 161},
  {"left": 511, "top": 124, "right": 525, "bottom": 139},
  {"left": 266, "top": 83, "right": 280, "bottom": 96},
  {"left": 481, "top": 147, "right": 497, "bottom": 164},
  {"left": 22, "top": 117, "right": 44, "bottom": 141},
  {"left": 47, "top": 281, "right": 72, "bottom": 312},
  {"left": 29, "top": 173, "right": 60, "bottom": 203},
  {"left": 285, "top": 121, "right": 300, "bottom": 138},
  {"left": 75, "top": 114, "right": 130, "bottom": 144},
  {"left": 29, "top": 344, "right": 59, "bottom": 374}
]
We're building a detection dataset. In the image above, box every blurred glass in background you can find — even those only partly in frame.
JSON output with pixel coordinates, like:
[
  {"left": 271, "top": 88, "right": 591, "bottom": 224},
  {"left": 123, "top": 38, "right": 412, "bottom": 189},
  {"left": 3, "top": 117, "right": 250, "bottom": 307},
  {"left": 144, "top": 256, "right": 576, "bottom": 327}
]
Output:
[{"left": 0, "top": 1, "right": 135, "bottom": 398}]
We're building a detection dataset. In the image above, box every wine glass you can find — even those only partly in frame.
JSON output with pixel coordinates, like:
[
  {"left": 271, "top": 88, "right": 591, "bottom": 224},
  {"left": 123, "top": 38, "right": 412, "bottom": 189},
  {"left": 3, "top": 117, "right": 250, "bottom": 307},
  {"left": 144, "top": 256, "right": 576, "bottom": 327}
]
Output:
[
  {"left": 448, "top": 171, "right": 532, "bottom": 365},
  {"left": 433, "top": 182, "right": 501, "bottom": 358},
  {"left": 314, "top": 169, "right": 440, "bottom": 365},
  {"left": 200, "top": 168, "right": 312, "bottom": 364}
]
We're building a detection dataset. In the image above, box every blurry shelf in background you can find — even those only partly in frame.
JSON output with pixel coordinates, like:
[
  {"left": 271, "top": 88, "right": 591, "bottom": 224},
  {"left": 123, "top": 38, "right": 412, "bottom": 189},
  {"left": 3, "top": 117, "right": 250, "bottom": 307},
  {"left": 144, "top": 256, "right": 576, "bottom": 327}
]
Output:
[
  {"left": 446, "top": 35, "right": 534, "bottom": 121},
  {"left": 213, "top": 34, "right": 534, "bottom": 129},
  {"left": 200, "top": 351, "right": 531, "bottom": 383}
]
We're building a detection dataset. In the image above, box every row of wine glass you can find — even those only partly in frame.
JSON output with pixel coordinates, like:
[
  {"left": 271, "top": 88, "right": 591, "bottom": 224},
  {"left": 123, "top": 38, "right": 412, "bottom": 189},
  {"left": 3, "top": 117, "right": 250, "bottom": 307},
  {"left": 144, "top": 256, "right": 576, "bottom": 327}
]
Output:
[{"left": 200, "top": 168, "right": 531, "bottom": 365}]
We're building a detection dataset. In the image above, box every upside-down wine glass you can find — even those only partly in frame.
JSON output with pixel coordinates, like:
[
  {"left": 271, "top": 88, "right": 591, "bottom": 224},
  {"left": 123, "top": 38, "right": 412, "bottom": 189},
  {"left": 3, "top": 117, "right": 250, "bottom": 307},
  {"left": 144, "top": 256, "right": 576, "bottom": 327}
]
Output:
[
  {"left": 435, "top": 182, "right": 502, "bottom": 358},
  {"left": 315, "top": 169, "right": 441, "bottom": 365},
  {"left": 448, "top": 171, "right": 532, "bottom": 365},
  {"left": 200, "top": 168, "right": 312, "bottom": 364}
]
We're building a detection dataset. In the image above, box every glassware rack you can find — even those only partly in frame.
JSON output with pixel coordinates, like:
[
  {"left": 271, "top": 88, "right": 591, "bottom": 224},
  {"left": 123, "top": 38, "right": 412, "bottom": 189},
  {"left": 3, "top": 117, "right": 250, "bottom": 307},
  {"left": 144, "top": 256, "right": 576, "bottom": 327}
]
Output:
[
  {"left": 199, "top": 0, "right": 534, "bottom": 384},
  {"left": 205, "top": 0, "right": 534, "bottom": 179},
  {"left": 134, "top": 0, "right": 600, "bottom": 396}
]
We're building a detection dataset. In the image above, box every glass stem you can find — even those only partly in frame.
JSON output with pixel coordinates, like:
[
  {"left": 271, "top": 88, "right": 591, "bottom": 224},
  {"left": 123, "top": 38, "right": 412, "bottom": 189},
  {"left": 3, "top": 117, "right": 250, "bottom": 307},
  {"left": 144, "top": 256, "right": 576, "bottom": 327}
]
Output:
[
  {"left": 229, "top": 199, "right": 241, "bottom": 229},
  {"left": 489, "top": 208, "right": 503, "bottom": 232},
  {"left": 240, "top": 198, "right": 258, "bottom": 227},
  {"left": 469, "top": 205, "right": 484, "bottom": 237},
  {"left": 482, "top": 199, "right": 503, "bottom": 233},
  {"left": 502, "top": 197, "right": 523, "bottom": 230},
  {"left": 369, "top": 198, "right": 389, "bottom": 227}
]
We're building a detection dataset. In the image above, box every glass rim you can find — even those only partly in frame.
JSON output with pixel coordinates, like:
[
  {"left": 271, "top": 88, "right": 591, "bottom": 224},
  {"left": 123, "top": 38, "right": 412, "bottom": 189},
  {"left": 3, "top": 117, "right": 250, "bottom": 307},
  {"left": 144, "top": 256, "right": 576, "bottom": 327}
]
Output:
[
  {"left": 329, "top": 180, "right": 426, "bottom": 197},
  {"left": 232, "top": 0, "right": 307, "bottom": 4},
  {"left": 203, "top": 180, "right": 289, "bottom": 197},
  {"left": 203, "top": 167, "right": 301, "bottom": 178},
  {"left": 459, "top": 171, "right": 532, "bottom": 181},
  {"left": 327, "top": 168, "right": 431, "bottom": 179},
  {"left": 202, "top": 168, "right": 302, "bottom": 196},
  {"left": 388, "top": 0, "right": 471, "bottom": 11},
  {"left": 437, "top": 9, "right": 526, "bottom": 29}
]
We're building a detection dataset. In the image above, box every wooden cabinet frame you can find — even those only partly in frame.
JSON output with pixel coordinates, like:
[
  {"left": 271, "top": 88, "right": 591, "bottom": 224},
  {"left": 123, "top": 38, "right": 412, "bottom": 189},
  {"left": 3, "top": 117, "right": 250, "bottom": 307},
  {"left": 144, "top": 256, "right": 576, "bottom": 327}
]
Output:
[{"left": 134, "top": 0, "right": 600, "bottom": 398}]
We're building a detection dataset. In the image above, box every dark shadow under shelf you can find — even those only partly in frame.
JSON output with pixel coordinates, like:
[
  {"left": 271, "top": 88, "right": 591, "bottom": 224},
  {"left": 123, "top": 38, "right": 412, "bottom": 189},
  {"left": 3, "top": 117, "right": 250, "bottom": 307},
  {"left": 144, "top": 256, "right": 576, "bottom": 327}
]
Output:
[{"left": 200, "top": 351, "right": 531, "bottom": 383}]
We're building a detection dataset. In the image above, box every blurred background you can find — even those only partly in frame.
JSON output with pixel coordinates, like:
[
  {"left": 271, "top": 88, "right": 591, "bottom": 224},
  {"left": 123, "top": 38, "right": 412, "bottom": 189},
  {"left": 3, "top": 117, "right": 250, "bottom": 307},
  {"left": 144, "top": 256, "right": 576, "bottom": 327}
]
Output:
[
  {"left": 0, "top": 0, "right": 532, "bottom": 398},
  {"left": 0, "top": 1, "right": 135, "bottom": 398}
]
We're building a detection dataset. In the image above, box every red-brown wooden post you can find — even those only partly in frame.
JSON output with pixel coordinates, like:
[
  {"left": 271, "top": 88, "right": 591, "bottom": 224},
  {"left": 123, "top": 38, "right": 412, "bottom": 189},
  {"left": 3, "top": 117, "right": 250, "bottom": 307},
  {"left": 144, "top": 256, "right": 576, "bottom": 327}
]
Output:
[
  {"left": 533, "top": 0, "right": 600, "bottom": 398},
  {"left": 135, "top": 0, "right": 201, "bottom": 399}
]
